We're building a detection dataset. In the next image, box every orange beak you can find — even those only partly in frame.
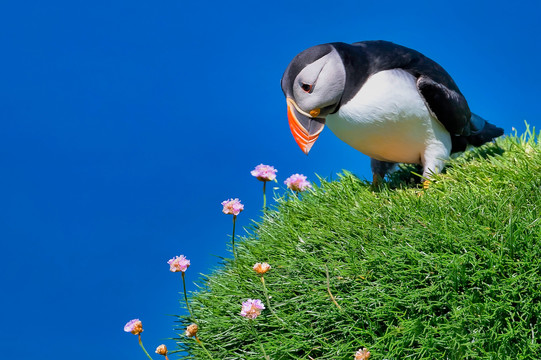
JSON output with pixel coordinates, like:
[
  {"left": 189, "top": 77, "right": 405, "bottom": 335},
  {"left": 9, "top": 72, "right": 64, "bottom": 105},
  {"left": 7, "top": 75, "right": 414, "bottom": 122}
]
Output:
[{"left": 286, "top": 98, "right": 325, "bottom": 155}]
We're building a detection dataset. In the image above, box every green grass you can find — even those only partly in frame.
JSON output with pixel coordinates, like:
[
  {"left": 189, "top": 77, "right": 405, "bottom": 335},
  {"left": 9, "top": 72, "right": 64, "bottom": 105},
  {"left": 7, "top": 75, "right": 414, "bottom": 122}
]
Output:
[{"left": 175, "top": 126, "right": 541, "bottom": 359}]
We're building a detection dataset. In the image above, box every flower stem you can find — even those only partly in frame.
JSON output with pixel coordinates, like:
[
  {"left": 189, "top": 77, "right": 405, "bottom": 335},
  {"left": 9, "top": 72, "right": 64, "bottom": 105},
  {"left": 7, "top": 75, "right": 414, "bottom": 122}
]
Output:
[
  {"left": 324, "top": 264, "right": 342, "bottom": 310},
  {"left": 196, "top": 336, "right": 215, "bottom": 360},
  {"left": 262, "top": 181, "right": 267, "bottom": 209},
  {"left": 260, "top": 276, "right": 284, "bottom": 324},
  {"left": 232, "top": 215, "right": 237, "bottom": 260},
  {"left": 138, "top": 334, "right": 155, "bottom": 360},
  {"left": 249, "top": 320, "right": 269, "bottom": 360},
  {"left": 182, "top": 272, "right": 195, "bottom": 320}
]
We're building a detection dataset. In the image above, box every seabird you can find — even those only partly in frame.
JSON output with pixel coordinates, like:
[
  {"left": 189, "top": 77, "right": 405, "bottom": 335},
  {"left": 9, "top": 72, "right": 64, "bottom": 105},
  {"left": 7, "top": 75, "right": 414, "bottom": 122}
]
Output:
[{"left": 281, "top": 40, "right": 503, "bottom": 183}]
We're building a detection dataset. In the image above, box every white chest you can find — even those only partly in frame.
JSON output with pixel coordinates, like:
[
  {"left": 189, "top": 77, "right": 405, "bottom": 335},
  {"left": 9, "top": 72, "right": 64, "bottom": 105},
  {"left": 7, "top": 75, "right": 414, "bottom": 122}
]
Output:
[{"left": 326, "top": 69, "right": 446, "bottom": 164}]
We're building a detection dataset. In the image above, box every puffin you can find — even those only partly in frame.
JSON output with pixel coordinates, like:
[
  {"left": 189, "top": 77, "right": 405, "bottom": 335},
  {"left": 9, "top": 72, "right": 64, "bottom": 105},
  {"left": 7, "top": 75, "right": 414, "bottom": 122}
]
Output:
[{"left": 281, "top": 40, "right": 504, "bottom": 183}]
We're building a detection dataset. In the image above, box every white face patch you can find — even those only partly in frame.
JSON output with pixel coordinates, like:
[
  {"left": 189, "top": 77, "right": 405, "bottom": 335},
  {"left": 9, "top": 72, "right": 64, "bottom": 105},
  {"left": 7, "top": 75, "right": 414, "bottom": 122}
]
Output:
[{"left": 293, "top": 48, "right": 346, "bottom": 113}]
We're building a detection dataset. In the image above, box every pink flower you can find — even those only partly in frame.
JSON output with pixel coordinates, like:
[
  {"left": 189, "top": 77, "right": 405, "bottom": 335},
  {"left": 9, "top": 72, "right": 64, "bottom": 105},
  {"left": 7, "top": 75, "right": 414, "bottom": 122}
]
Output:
[
  {"left": 284, "top": 174, "right": 312, "bottom": 192},
  {"left": 355, "top": 348, "right": 371, "bottom": 360},
  {"left": 240, "top": 299, "right": 265, "bottom": 319},
  {"left": 167, "top": 255, "right": 190, "bottom": 273},
  {"left": 251, "top": 164, "right": 277, "bottom": 182},
  {"left": 221, "top": 198, "right": 244, "bottom": 216},
  {"left": 124, "top": 319, "right": 143, "bottom": 335}
]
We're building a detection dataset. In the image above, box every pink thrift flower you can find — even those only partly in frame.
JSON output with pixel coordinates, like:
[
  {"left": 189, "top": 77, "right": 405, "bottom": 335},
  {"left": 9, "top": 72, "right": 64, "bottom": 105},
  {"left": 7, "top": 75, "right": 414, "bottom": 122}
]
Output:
[
  {"left": 221, "top": 198, "right": 244, "bottom": 216},
  {"left": 355, "top": 348, "right": 371, "bottom": 360},
  {"left": 240, "top": 299, "right": 265, "bottom": 319},
  {"left": 124, "top": 319, "right": 143, "bottom": 335},
  {"left": 251, "top": 164, "right": 277, "bottom": 182},
  {"left": 284, "top": 174, "right": 312, "bottom": 192},
  {"left": 168, "top": 255, "right": 190, "bottom": 273}
]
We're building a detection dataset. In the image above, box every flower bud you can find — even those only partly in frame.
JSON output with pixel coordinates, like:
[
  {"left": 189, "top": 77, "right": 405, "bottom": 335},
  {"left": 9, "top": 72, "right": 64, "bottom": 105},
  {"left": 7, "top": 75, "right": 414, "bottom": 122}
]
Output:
[
  {"left": 185, "top": 323, "right": 199, "bottom": 337},
  {"left": 155, "top": 344, "right": 168, "bottom": 356},
  {"left": 124, "top": 319, "right": 143, "bottom": 335},
  {"left": 253, "top": 262, "right": 271, "bottom": 274}
]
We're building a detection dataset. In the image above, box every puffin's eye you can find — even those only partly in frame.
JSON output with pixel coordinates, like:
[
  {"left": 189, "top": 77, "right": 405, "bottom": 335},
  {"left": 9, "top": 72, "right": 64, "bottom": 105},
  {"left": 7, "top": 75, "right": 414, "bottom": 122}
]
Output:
[{"left": 301, "top": 83, "right": 313, "bottom": 93}]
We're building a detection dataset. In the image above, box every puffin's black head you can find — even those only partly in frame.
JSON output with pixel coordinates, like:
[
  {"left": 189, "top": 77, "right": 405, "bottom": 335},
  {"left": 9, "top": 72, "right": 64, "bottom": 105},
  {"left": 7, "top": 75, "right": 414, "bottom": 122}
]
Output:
[{"left": 281, "top": 44, "right": 346, "bottom": 154}]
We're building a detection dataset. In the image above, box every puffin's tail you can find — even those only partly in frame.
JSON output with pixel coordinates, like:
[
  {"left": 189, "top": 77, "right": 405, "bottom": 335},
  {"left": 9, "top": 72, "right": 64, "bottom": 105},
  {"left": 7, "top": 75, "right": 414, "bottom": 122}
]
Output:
[
  {"left": 451, "top": 113, "right": 504, "bottom": 152},
  {"left": 467, "top": 113, "right": 504, "bottom": 146}
]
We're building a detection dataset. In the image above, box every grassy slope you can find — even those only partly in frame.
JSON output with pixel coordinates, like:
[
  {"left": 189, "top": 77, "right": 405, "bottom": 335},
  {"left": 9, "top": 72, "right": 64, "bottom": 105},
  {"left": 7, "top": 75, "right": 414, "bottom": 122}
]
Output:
[{"left": 176, "top": 127, "right": 541, "bottom": 360}]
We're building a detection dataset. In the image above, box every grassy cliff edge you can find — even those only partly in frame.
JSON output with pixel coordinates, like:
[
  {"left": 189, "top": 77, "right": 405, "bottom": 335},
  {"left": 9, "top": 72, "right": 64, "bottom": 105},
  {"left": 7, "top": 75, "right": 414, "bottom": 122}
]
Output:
[{"left": 177, "top": 126, "right": 540, "bottom": 359}]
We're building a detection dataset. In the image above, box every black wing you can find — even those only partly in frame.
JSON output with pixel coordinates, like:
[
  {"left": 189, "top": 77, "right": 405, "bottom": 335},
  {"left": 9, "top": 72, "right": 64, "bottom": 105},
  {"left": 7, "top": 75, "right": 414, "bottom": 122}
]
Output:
[{"left": 417, "top": 76, "right": 472, "bottom": 136}]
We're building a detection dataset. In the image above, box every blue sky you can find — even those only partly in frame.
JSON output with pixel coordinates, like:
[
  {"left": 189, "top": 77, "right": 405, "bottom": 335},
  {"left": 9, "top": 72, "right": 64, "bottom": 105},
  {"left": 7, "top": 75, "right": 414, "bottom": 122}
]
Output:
[{"left": 1, "top": 0, "right": 539, "bottom": 359}]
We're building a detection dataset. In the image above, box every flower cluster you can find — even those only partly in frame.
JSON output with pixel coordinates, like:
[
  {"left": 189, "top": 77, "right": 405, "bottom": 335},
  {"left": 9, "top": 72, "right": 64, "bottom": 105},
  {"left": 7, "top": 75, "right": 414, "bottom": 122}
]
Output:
[
  {"left": 221, "top": 198, "right": 244, "bottom": 216},
  {"left": 240, "top": 298, "right": 265, "bottom": 319},
  {"left": 251, "top": 164, "right": 278, "bottom": 182},
  {"left": 125, "top": 164, "right": 320, "bottom": 359},
  {"left": 167, "top": 255, "right": 190, "bottom": 273},
  {"left": 284, "top": 174, "right": 312, "bottom": 192}
]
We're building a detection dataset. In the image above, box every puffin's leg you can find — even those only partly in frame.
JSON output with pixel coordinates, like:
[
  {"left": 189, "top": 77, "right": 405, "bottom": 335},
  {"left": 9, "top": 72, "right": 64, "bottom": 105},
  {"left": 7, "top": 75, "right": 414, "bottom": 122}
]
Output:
[
  {"left": 370, "top": 158, "right": 396, "bottom": 186},
  {"left": 420, "top": 134, "right": 452, "bottom": 179}
]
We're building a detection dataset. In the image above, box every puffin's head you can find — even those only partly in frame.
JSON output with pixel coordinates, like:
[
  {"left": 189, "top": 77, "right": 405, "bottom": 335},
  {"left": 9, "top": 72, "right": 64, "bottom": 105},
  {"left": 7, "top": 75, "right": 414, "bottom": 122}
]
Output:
[{"left": 281, "top": 44, "right": 346, "bottom": 154}]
